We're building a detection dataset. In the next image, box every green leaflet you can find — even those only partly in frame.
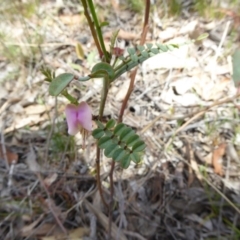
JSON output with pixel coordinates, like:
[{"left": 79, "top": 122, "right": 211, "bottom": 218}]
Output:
[
  {"left": 92, "top": 119, "right": 146, "bottom": 169},
  {"left": 90, "top": 62, "right": 115, "bottom": 80},
  {"left": 49, "top": 73, "right": 74, "bottom": 96},
  {"left": 113, "top": 43, "right": 179, "bottom": 81}
]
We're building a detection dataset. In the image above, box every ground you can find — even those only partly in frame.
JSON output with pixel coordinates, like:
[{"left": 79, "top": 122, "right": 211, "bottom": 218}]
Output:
[{"left": 0, "top": 0, "right": 240, "bottom": 239}]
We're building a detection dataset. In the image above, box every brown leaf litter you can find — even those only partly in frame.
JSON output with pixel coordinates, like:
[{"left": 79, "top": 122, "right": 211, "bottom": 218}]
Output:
[{"left": 1, "top": 0, "right": 240, "bottom": 239}]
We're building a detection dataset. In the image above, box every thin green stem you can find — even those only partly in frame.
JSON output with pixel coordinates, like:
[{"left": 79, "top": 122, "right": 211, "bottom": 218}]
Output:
[
  {"left": 81, "top": 0, "right": 102, "bottom": 57},
  {"left": 95, "top": 76, "right": 110, "bottom": 211},
  {"left": 99, "top": 77, "right": 109, "bottom": 117},
  {"left": 87, "top": 0, "right": 109, "bottom": 62},
  {"left": 62, "top": 91, "right": 78, "bottom": 104}
]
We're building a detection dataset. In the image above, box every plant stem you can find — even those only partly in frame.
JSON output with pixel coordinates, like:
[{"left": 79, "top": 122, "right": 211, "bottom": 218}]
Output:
[
  {"left": 96, "top": 76, "right": 110, "bottom": 211},
  {"left": 96, "top": 147, "right": 108, "bottom": 209},
  {"left": 62, "top": 91, "right": 78, "bottom": 105},
  {"left": 118, "top": 0, "right": 150, "bottom": 122},
  {"left": 81, "top": 0, "right": 102, "bottom": 57},
  {"left": 108, "top": 0, "right": 151, "bottom": 236},
  {"left": 87, "top": 0, "right": 109, "bottom": 62},
  {"left": 99, "top": 76, "right": 109, "bottom": 117}
]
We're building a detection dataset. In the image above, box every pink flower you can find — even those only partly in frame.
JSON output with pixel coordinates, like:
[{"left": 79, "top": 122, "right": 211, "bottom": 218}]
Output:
[{"left": 65, "top": 102, "right": 92, "bottom": 136}]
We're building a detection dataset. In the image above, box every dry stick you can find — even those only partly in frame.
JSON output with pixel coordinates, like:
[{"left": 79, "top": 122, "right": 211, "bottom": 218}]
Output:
[
  {"left": 44, "top": 97, "right": 57, "bottom": 164},
  {"left": 165, "top": 92, "right": 240, "bottom": 149},
  {"left": 108, "top": 0, "right": 151, "bottom": 238},
  {"left": 36, "top": 172, "right": 67, "bottom": 235},
  {"left": 96, "top": 147, "right": 108, "bottom": 210},
  {"left": 142, "top": 92, "right": 240, "bottom": 136},
  {"left": 175, "top": 149, "right": 240, "bottom": 217}
]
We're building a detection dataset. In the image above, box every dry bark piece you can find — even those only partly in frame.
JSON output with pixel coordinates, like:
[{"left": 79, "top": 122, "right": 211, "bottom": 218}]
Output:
[{"left": 212, "top": 143, "right": 226, "bottom": 176}]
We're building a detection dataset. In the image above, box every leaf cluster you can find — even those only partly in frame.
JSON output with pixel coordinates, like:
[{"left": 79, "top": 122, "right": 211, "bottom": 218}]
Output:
[
  {"left": 47, "top": 42, "right": 180, "bottom": 96},
  {"left": 92, "top": 119, "right": 146, "bottom": 169}
]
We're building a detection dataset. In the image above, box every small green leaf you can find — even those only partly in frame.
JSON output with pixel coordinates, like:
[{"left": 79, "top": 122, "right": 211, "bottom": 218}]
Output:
[
  {"left": 49, "top": 73, "right": 74, "bottom": 96},
  {"left": 126, "top": 134, "right": 140, "bottom": 146},
  {"left": 106, "top": 119, "right": 116, "bottom": 129},
  {"left": 120, "top": 127, "right": 135, "bottom": 142},
  {"left": 146, "top": 43, "right": 153, "bottom": 49},
  {"left": 110, "top": 29, "right": 120, "bottom": 55},
  {"left": 196, "top": 33, "right": 209, "bottom": 41},
  {"left": 113, "top": 123, "right": 125, "bottom": 136},
  {"left": 112, "top": 148, "right": 127, "bottom": 162},
  {"left": 92, "top": 128, "right": 105, "bottom": 139},
  {"left": 104, "top": 143, "right": 119, "bottom": 158},
  {"left": 156, "top": 44, "right": 168, "bottom": 52},
  {"left": 105, "top": 130, "right": 114, "bottom": 137},
  {"left": 170, "top": 44, "right": 179, "bottom": 49},
  {"left": 96, "top": 121, "right": 105, "bottom": 129},
  {"left": 130, "top": 54, "right": 138, "bottom": 62},
  {"left": 127, "top": 47, "right": 136, "bottom": 55},
  {"left": 98, "top": 136, "right": 113, "bottom": 149},
  {"left": 132, "top": 140, "right": 146, "bottom": 152},
  {"left": 167, "top": 45, "right": 176, "bottom": 51},
  {"left": 130, "top": 152, "right": 140, "bottom": 163},
  {"left": 141, "top": 51, "right": 149, "bottom": 58},
  {"left": 41, "top": 67, "right": 54, "bottom": 81},
  {"left": 151, "top": 48, "right": 159, "bottom": 54},
  {"left": 137, "top": 45, "right": 145, "bottom": 52},
  {"left": 112, "top": 135, "right": 119, "bottom": 144},
  {"left": 100, "top": 21, "right": 109, "bottom": 27},
  {"left": 120, "top": 155, "right": 131, "bottom": 169},
  {"left": 90, "top": 62, "right": 115, "bottom": 80}
]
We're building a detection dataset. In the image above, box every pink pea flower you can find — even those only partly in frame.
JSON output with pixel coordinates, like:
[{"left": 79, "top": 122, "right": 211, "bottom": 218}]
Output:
[{"left": 65, "top": 102, "right": 92, "bottom": 147}]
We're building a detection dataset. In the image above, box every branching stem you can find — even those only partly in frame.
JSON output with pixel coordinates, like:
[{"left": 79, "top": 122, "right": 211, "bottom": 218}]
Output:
[
  {"left": 81, "top": 0, "right": 102, "bottom": 57},
  {"left": 108, "top": 0, "right": 151, "bottom": 239},
  {"left": 88, "top": 0, "right": 109, "bottom": 62}
]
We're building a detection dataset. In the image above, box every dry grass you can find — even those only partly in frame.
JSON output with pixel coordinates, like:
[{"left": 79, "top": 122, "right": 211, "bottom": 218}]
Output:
[{"left": 0, "top": 0, "right": 240, "bottom": 239}]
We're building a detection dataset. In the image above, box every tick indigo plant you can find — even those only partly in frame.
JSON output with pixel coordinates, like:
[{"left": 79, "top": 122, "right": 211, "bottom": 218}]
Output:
[{"left": 42, "top": 0, "right": 182, "bottom": 236}]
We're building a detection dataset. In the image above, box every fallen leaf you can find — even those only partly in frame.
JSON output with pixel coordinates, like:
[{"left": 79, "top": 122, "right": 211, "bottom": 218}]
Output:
[
  {"left": 75, "top": 42, "right": 85, "bottom": 60},
  {"left": 212, "top": 143, "right": 226, "bottom": 176}
]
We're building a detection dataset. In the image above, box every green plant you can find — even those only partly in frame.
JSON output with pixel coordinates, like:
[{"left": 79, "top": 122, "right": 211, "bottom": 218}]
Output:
[{"left": 42, "top": 0, "right": 207, "bottom": 237}]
